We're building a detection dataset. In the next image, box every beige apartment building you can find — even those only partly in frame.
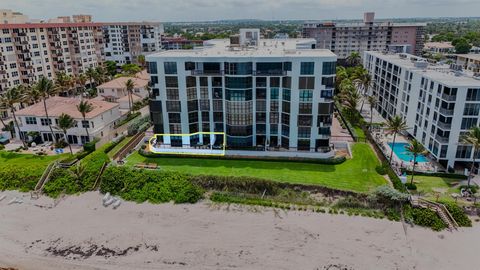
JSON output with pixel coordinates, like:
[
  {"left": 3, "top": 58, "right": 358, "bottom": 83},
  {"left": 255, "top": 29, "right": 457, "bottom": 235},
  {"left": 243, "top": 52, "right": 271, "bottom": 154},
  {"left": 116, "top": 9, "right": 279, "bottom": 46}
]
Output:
[{"left": 303, "top": 12, "right": 426, "bottom": 60}]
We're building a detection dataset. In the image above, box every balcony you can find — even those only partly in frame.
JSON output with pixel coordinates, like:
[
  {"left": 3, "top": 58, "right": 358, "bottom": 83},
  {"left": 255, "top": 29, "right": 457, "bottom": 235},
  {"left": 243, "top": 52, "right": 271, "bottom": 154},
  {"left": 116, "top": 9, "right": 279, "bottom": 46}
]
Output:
[
  {"left": 439, "top": 108, "right": 454, "bottom": 116},
  {"left": 441, "top": 93, "right": 456, "bottom": 102},
  {"left": 253, "top": 70, "right": 287, "bottom": 76},
  {"left": 435, "top": 134, "right": 449, "bottom": 143},
  {"left": 436, "top": 121, "right": 451, "bottom": 130}
]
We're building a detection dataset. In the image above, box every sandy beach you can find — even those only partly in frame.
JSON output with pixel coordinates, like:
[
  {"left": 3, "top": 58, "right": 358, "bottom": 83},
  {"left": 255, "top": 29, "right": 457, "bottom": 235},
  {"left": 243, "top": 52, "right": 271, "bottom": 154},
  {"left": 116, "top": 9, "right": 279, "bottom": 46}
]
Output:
[{"left": 0, "top": 190, "right": 478, "bottom": 270}]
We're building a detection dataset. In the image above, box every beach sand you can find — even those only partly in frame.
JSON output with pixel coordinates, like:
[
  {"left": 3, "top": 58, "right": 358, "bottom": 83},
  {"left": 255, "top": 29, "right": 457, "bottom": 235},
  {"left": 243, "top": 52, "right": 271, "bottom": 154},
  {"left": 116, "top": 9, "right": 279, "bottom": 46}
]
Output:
[{"left": 0, "top": 190, "right": 477, "bottom": 270}]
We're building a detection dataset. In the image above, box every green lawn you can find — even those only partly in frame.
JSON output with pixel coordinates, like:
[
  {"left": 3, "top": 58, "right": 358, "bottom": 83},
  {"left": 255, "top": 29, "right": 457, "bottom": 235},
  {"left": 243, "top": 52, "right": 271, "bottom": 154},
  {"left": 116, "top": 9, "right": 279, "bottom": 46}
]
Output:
[
  {"left": 0, "top": 151, "right": 65, "bottom": 191},
  {"left": 107, "top": 136, "right": 132, "bottom": 158},
  {"left": 410, "top": 175, "right": 461, "bottom": 202},
  {"left": 125, "top": 143, "right": 387, "bottom": 193}
]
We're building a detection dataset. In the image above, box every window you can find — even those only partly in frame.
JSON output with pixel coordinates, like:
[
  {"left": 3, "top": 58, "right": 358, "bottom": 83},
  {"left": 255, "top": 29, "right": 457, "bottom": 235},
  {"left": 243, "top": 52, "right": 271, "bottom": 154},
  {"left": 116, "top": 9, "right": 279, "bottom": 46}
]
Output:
[
  {"left": 322, "top": 62, "right": 336, "bottom": 75},
  {"left": 165, "top": 76, "right": 178, "bottom": 88},
  {"left": 282, "top": 89, "right": 291, "bottom": 101},
  {"left": 166, "top": 88, "right": 179, "bottom": 100},
  {"left": 147, "top": 62, "right": 157, "bottom": 74},
  {"left": 466, "top": 88, "right": 480, "bottom": 101},
  {"left": 299, "top": 90, "right": 313, "bottom": 102},
  {"left": 461, "top": 118, "right": 477, "bottom": 130},
  {"left": 463, "top": 104, "right": 480, "bottom": 116},
  {"left": 270, "top": 88, "right": 279, "bottom": 99},
  {"left": 82, "top": 120, "right": 90, "bottom": 128},
  {"left": 25, "top": 117, "right": 37, "bottom": 125},
  {"left": 299, "top": 77, "right": 315, "bottom": 89},
  {"left": 40, "top": 118, "right": 52, "bottom": 126},
  {"left": 298, "top": 127, "right": 311, "bottom": 138},
  {"left": 299, "top": 103, "right": 312, "bottom": 114},
  {"left": 164, "top": 62, "right": 177, "bottom": 74},
  {"left": 300, "top": 62, "right": 314, "bottom": 75}
]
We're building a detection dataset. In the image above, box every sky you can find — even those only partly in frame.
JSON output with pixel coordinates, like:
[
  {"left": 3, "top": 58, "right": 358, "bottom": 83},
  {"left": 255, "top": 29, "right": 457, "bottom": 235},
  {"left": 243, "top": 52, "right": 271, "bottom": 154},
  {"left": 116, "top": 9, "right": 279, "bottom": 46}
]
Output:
[{"left": 1, "top": 0, "right": 480, "bottom": 22}]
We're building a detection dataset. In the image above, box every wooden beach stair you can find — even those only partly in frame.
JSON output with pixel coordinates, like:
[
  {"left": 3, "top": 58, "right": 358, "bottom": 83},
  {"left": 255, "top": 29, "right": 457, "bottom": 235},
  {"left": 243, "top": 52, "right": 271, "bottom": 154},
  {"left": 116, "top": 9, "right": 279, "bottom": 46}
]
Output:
[{"left": 411, "top": 196, "right": 458, "bottom": 231}]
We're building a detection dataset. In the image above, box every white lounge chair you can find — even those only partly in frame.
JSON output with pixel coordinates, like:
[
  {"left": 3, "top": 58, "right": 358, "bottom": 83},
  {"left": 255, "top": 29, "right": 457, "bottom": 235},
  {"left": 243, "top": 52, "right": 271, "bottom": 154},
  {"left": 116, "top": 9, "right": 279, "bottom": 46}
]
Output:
[
  {"left": 102, "top": 192, "right": 111, "bottom": 203},
  {"left": 112, "top": 198, "right": 122, "bottom": 209}
]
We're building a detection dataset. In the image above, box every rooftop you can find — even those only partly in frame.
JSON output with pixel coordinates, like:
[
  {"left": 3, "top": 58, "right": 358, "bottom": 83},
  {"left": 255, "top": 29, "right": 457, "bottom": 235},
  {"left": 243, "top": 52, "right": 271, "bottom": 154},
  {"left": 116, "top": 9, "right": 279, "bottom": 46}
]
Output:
[
  {"left": 366, "top": 51, "right": 480, "bottom": 87},
  {"left": 456, "top": 54, "right": 480, "bottom": 61},
  {"left": 16, "top": 96, "right": 119, "bottom": 119},
  {"left": 425, "top": 42, "right": 454, "bottom": 49},
  {"left": 147, "top": 38, "right": 336, "bottom": 59},
  {"left": 97, "top": 71, "right": 149, "bottom": 90},
  {"left": 303, "top": 21, "right": 426, "bottom": 28}
]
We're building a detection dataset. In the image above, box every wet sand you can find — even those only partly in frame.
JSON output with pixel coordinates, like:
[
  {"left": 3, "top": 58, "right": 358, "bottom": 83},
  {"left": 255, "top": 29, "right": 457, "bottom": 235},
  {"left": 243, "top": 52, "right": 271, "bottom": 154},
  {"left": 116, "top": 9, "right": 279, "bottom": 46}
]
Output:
[{"left": 0, "top": 191, "right": 477, "bottom": 270}]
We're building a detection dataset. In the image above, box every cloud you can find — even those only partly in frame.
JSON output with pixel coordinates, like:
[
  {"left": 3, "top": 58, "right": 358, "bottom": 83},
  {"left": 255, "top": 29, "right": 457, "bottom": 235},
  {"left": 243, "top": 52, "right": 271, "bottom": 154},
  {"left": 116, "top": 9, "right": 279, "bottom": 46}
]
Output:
[{"left": 1, "top": 0, "right": 479, "bottom": 21}]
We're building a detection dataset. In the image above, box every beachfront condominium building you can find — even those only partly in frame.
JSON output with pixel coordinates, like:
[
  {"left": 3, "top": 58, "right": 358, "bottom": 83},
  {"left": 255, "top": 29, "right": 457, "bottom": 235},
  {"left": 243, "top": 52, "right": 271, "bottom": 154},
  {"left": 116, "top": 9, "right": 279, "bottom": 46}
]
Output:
[
  {"left": 0, "top": 14, "right": 105, "bottom": 92},
  {"left": 146, "top": 29, "right": 337, "bottom": 152},
  {"left": 456, "top": 54, "right": 480, "bottom": 73},
  {"left": 15, "top": 96, "right": 121, "bottom": 145},
  {"left": 303, "top": 12, "right": 426, "bottom": 60},
  {"left": 102, "top": 22, "right": 164, "bottom": 66},
  {"left": 364, "top": 51, "right": 480, "bottom": 169}
]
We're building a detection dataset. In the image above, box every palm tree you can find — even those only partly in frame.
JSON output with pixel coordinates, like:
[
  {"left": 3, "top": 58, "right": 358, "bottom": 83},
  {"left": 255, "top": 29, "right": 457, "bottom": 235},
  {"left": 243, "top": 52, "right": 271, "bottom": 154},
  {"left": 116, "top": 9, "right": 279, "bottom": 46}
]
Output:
[
  {"left": 137, "top": 54, "right": 146, "bottom": 68},
  {"left": 461, "top": 126, "right": 480, "bottom": 187},
  {"left": 125, "top": 79, "right": 135, "bottom": 114},
  {"left": 405, "top": 139, "right": 428, "bottom": 186},
  {"left": 353, "top": 68, "right": 372, "bottom": 113},
  {"left": 335, "top": 66, "right": 348, "bottom": 94},
  {"left": 56, "top": 113, "right": 76, "bottom": 155},
  {"left": 25, "top": 85, "right": 41, "bottom": 105},
  {"left": 55, "top": 72, "right": 74, "bottom": 96},
  {"left": 0, "top": 86, "right": 27, "bottom": 147},
  {"left": 76, "top": 73, "right": 88, "bottom": 98},
  {"left": 346, "top": 52, "right": 361, "bottom": 66},
  {"left": 121, "top": 64, "right": 141, "bottom": 77},
  {"left": 36, "top": 76, "right": 58, "bottom": 143},
  {"left": 76, "top": 100, "right": 93, "bottom": 140},
  {"left": 385, "top": 115, "right": 408, "bottom": 165},
  {"left": 85, "top": 67, "right": 97, "bottom": 88},
  {"left": 367, "top": 95, "right": 377, "bottom": 130},
  {"left": 95, "top": 66, "right": 109, "bottom": 84}
]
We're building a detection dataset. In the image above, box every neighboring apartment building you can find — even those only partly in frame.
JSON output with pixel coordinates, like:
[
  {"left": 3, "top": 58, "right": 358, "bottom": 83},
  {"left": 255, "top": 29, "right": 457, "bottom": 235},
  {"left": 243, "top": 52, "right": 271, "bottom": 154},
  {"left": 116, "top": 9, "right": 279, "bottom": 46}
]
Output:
[
  {"left": 0, "top": 9, "right": 29, "bottom": 24},
  {"left": 303, "top": 12, "right": 426, "bottom": 59},
  {"left": 15, "top": 96, "right": 121, "bottom": 145},
  {"left": 146, "top": 29, "right": 336, "bottom": 152},
  {"left": 364, "top": 51, "right": 480, "bottom": 169},
  {"left": 424, "top": 42, "right": 455, "bottom": 54},
  {"left": 161, "top": 37, "right": 203, "bottom": 50},
  {"left": 0, "top": 20, "right": 105, "bottom": 92},
  {"left": 456, "top": 54, "right": 480, "bottom": 73},
  {"left": 103, "top": 22, "right": 164, "bottom": 66}
]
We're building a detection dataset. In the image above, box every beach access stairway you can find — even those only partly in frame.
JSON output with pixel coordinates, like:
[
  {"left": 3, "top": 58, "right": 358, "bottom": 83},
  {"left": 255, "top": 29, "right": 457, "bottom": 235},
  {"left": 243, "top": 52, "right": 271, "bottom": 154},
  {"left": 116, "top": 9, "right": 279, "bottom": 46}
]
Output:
[
  {"left": 92, "top": 161, "right": 108, "bottom": 191},
  {"left": 411, "top": 196, "right": 458, "bottom": 231},
  {"left": 31, "top": 161, "right": 58, "bottom": 198},
  {"left": 113, "top": 131, "right": 145, "bottom": 161}
]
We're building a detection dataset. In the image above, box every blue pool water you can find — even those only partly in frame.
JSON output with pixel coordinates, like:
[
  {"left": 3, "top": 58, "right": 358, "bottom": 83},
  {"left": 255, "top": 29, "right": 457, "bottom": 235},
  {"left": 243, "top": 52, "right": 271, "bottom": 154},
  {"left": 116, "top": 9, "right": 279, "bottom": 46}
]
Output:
[{"left": 388, "top": 142, "right": 428, "bottom": 162}]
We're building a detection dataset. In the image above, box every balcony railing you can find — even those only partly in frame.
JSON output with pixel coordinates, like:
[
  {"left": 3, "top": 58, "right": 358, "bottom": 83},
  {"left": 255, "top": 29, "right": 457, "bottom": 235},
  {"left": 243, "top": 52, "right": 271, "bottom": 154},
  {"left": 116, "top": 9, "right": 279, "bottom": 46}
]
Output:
[
  {"left": 441, "top": 93, "right": 456, "bottom": 102},
  {"left": 435, "top": 134, "right": 449, "bottom": 143},
  {"left": 439, "top": 108, "right": 454, "bottom": 116},
  {"left": 190, "top": 70, "right": 224, "bottom": 76},
  {"left": 253, "top": 70, "right": 287, "bottom": 76},
  {"left": 436, "top": 121, "right": 451, "bottom": 130}
]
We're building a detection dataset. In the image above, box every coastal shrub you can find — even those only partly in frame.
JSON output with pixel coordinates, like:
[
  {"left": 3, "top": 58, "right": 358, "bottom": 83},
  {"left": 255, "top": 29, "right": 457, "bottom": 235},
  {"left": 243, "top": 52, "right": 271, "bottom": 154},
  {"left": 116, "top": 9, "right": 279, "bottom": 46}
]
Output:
[
  {"left": 83, "top": 138, "right": 100, "bottom": 152},
  {"left": 100, "top": 166, "right": 203, "bottom": 204},
  {"left": 375, "top": 164, "right": 388, "bottom": 175},
  {"left": 387, "top": 168, "right": 407, "bottom": 192},
  {"left": 0, "top": 165, "right": 44, "bottom": 191},
  {"left": 190, "top": 175, "right": 280, "bottom": 196},
  {"left": 114, "top": 111, "right": 141, "bottom": 128},
  {"left": 80, "top": 147, "right": 109, "bottom": 191},
  {"left": 404, "top": 205, "right": 447, "bottom": 231},
  {"left": 442, "top": 202, "right": 472, "bottom": 227},
  {"left": 385, "top": 208, "right": 401, "bottom": 221},
  {"left": 400, "top": 169, "right": 468, "bottom": 180},
  {"left": 334, "top": 196, "right": 369, "bottom": 209},
  {"left": 458, "top": 184, "right": 478, "bottom": 194},
  {"left": 102, "top": 136, "right": 126, "bottom": 154},
  {"left": 405, "top": 183, "right": 417, "bottom": 190},
  {"left": 372, "top": 185, "right": 410, "bottom": 205},
  {"left": 43, "top": 168, "right": 78, "bottom": 198}
]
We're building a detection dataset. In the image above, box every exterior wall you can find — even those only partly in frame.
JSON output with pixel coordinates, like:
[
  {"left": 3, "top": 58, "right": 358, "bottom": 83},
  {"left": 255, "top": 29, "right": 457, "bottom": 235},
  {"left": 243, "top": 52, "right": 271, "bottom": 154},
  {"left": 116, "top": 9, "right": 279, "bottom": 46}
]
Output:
[
  {"left": 147, "top": 54, "right": 336, "bottom": 152},
  {"left": 456, "top": 55, "right": 480, "bottom": 72},
  {"left": 103, "top": 23, "right": 163, "bottom": 66},
  {"left": 364, "top": 51, "right": 480, "bottom": 168},
  {"left": 390, "top": 26, "right": 418, "bottom": 54},
  {"left": 16, "top": 106, "right": 121, "bottom": 145}
]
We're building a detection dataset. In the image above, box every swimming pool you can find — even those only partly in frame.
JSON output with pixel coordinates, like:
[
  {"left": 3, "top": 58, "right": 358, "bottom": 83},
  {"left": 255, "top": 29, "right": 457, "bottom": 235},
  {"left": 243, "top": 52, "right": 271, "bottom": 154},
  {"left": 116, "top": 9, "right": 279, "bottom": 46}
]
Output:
[{"left": 388, "top": 142, "right": 428, "bottom": 163}]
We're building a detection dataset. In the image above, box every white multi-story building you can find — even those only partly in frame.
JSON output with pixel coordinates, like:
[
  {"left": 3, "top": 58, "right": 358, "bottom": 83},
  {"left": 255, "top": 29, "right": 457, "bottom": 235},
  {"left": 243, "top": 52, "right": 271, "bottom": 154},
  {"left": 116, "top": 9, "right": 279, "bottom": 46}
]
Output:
[
  {"left": 103, "top": 22, "right": 163, "bottom": 66},
  {"left": 364, "top": 51, "right": 480, "bottom": 169},
  {"left": 303, "top": 12, "right": 426, "bottom": 60},
  {"left": 15, "top": 96, "right": 121, "bottom": 145},
  {"left": 146, "top": 30, "right": 336, "bottom": 152}
]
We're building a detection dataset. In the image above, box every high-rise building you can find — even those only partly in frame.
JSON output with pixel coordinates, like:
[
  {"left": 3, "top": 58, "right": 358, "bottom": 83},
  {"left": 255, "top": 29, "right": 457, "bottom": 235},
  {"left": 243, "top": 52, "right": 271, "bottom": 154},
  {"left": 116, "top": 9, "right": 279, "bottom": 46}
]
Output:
[
  {"left": 102, "top": 22, "right": 164, "bottom": 66},
  {"left": 146, "top": 30, "right": 336, "bottom": 152},
  {"left": 303, "top": 12, "right": 426, "bottom": 60},
  {"left": 0, "top": 21, "right": 104, "bottom": 92},
  {"left": 364, "top": 51, "right": 480, "bottom": 169}
]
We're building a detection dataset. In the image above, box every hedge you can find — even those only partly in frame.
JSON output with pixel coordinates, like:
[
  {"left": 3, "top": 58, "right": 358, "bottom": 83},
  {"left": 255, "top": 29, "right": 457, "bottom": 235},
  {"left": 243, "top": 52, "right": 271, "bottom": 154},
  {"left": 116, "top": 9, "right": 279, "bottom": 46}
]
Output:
[
  {"left": 114, "top": 111, "right": 141, "bottom": 128},
  {"left": 127, "top": 115, "right": 150, "bottom": 136},
  {"left": 100, "top": 166, "right": 203, "bottom": 204},
  {"left": 0, "top": 165, "right": 46, "bottom": 191},
  {"left": 404, "top": 205, "right": 447, "bottom": 231},
  {"left": 139, "top": 148, "right": 347, "bottom": 165},
  {"left": 400, "top": 169, "right": 468, "bottom": 180}
]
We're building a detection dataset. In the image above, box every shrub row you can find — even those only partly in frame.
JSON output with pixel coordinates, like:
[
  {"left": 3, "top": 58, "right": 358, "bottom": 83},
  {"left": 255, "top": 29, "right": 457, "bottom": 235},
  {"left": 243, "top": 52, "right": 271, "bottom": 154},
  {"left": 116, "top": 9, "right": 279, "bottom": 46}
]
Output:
[
  {"left": 127, "top": 115, "right": 150, "bottom": 136},
  {"left": 114, "top": 111, "right": 141, "bottom": 129},
  {"left": 139, "top": 148, "right": 347, "bottom": 165},
  {"left": 400, "top": 169, "right": 468, "bottom": 180},
  {"left": 0, "top": 165, "right": 46, "bottom": 191},
  {"left": 99, "top": 166, "right": 203, "bottom": 204},
  {"left": 102, "top": 136, "right": 126, "bottom": 154}
]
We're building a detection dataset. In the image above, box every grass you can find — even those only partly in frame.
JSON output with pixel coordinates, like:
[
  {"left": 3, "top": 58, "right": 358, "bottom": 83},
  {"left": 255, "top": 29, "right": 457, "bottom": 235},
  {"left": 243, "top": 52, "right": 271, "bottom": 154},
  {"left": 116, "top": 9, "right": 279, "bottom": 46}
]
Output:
[
  {"left": 125, "top": 143, "right": 387, "bottom": 193},
  {"left": 107, "top": 136, "right": 132, "bottom": 158},
  {"left": 0, "top": 150, "right": 62, "bottom": 168},
  {"left": 409, "top": 175, "right": 460, "bottom": 202},
  {"left": 353, "top": 126, "right": 366, "bottom": 140}
]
